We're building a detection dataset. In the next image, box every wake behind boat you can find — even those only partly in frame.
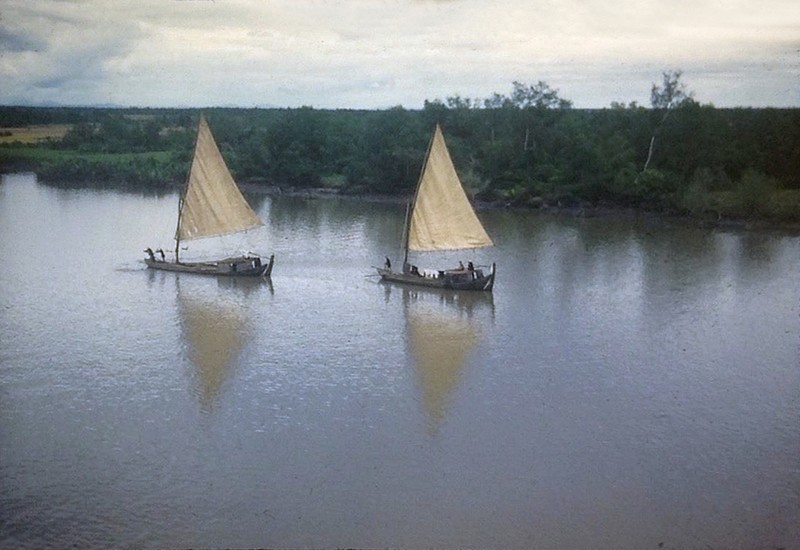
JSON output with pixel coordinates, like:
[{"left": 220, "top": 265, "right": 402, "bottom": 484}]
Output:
[
  {"left": 377, "top": 124, "right": 495, "bottom": 292},
  {"left": 144, "top": 115, "right": 274, "bottom": 277}
]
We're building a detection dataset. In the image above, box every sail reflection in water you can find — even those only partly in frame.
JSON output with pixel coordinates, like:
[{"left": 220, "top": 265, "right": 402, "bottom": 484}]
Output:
[
  {"left": 402, "top": 289, "right": 493, "bottom": 432},
  {"left": 177, "top": 281, "right": 259, "bottom": 411}
]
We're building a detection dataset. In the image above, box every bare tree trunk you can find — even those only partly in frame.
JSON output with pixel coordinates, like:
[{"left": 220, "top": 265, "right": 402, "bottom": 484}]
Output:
[
  {"left": 642, "top": 109, "right": 670, "bottom": 173},
  {"left": 524, "top": 127, "right": 534, "bottom": 151},
  {"left": 643, "top": 135, "right": 656, "bottom": 171}
]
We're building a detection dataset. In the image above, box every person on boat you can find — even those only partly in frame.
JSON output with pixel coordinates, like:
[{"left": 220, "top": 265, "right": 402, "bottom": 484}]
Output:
[
  {"left": 411, "top": 265, "right": 420, "bottom": 276},
  {"left": 156, "top": 248, "right": 165, "bottom": 261},
  {"left": 468, "top": 261, "right": 474, "bottom": 271},
  {"left": 144, "top": 248, "right": 155, "bottom": 262},
  {"left": 385, "top": 257, "right": 391, "bottom": 269},
  {"left": 459, "top": 261, "right": 465, "bottom": 270}
]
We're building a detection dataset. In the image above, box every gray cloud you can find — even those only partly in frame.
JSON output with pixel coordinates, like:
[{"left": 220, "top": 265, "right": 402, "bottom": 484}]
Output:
[
  {"left": 0, "top": 25, "right": 46, "bottom": 52},
  {"left": 1, "top": 0, "right": 798, "bottom": 108},
  {"left": 1, "top": 0, "right": 145, "bottom": 104}
]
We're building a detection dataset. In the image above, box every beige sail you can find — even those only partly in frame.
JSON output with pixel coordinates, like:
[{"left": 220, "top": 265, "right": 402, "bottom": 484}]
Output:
[
  {"left": 407, "top": 125, "right": 493, "bottom": 252},
  {"left": 407, "top": 305, "right": 480, "bottom": 429},
  {"left": 177, "top": 116, "right": 263, "bottom": 242}
]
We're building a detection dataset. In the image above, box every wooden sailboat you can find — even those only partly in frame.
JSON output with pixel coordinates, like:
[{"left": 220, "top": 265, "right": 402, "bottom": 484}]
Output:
[
  {"left": 144, "top": 115, "right": 274, "bottom": 276},
  {"left": 377, "top": 124, "right": 495, "bottom": 291}
]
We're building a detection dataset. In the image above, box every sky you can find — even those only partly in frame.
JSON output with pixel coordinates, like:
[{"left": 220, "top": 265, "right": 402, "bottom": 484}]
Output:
[{"left": 1, "top": 0, "right": 798, "bottom": 110}]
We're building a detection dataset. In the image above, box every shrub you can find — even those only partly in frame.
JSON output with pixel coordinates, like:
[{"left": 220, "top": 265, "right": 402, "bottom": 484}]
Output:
[{"left": 735, "top": 169, "right": 778, "bottom": 218}]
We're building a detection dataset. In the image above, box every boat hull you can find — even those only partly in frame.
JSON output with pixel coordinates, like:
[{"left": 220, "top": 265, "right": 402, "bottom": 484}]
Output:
[
  {"left": 377, "top": 263, "right": 495, "bottom": 292},
  {"left": 145, "top": 254, "right": 274, "bottom": 277}
]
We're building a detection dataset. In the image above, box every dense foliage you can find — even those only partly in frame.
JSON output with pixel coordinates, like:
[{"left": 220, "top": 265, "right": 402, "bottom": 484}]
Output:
[{"left": 1, "top": 82, "right": 799, "bottom": 222}]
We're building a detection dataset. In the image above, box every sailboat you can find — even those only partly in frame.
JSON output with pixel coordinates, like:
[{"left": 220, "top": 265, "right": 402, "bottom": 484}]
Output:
[
  {"left": 144, "top": 115, "right": 274, "bottom": 276},
  {"left": 377, "top": 124, "right": 495, "bottom": 291}
]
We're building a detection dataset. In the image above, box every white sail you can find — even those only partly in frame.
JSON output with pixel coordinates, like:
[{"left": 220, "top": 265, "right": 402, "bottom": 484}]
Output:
[
  {"left": 407, "top": 125, "right": 493, "bottom": 252},
  {"left": 177, "top": 116, "right": 263, "bottom": 242}
]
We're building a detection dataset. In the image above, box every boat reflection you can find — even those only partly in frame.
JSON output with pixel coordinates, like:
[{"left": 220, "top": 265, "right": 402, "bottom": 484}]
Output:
[
  {"left": 401, "top": 288, "right": 492, "bottom": 434},
  {"left": 385, "top": 280, "right": 495, "bottom": 316},
  {"left": 177, "top": 282, "right": 255, "bottom": 413},
  {"left": 214, "top": 272, "right": 274, "bottom": 295},
  {"left": 146, "top": 263, "right": 274, "bottom": 295}
]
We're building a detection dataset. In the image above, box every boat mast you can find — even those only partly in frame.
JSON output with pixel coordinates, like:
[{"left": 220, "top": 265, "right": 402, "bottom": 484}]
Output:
[
  {"left": 175, "top": 115, "right": 204, "bottom": 263},
  {"left": 401, "top": 201, "right": 411, "bottom": 270},
  {"left": 174, "top": 196, "right": 184, "bottom": 263}
]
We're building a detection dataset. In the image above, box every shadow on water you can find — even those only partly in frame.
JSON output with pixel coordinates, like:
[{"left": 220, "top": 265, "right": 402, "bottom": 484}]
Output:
[{"left": 39, "top": 178, "right": 178, "bottom": 198}]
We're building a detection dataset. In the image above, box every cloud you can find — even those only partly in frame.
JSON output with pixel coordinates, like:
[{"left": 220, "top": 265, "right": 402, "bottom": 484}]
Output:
[
  {"left": 1, "top": 1, "right": 146, "bottom": 104},
  {"left": 0, "top": 25, "right": 46, "bottom": 52},
  {"left": 1, "top": 0, "right": 798, "bottom": 108}
]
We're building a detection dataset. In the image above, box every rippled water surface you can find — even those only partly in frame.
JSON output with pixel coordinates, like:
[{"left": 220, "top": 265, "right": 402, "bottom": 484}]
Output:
[{"left": 1, "top": 173, "right": 799, "bottom": 548}]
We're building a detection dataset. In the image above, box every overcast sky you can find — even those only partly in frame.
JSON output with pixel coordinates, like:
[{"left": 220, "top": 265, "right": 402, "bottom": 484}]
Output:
[{"left": 1, "top": 0, "right": 798, "bottom": 109}]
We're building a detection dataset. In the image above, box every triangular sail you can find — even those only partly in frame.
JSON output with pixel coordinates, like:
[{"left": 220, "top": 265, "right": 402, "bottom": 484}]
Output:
[
  {"left": 177, "top": 116, "right": 263, "bottom": 242},
  {"left": 407, "top": 125, "right": 493, "bottom": 252}
]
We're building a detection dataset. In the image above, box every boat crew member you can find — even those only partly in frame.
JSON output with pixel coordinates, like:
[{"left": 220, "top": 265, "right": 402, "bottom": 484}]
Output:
[
  {"left": 145, "top": 248, "right": 155, "bottom": 262},
  {"left": 156, "top": 248, "right": 165, "bottom": 261},
  {"left": 385, "top": 257, "right": 391, "bottom": 269}
]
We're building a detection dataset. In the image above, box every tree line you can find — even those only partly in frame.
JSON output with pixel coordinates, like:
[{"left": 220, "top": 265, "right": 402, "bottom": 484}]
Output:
[{"left": 1, "top": 75, "right": 799, "bottom": 221}]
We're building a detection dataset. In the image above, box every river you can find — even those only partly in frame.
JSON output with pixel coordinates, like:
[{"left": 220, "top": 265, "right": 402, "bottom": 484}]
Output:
[{"left": 1, "top": 172, "right": 798, "bottom": 548}]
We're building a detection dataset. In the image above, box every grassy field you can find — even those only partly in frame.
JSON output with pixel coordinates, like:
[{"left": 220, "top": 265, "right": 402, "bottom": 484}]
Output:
[
  {"left": 0, "top": 147, "right": 171, "bottom": 163},
  {"left": 0, "top": 147, "right": 180, "bottom": 186},
  {"left": 0, "top": 124, "right": 72, "bottom": 144}
]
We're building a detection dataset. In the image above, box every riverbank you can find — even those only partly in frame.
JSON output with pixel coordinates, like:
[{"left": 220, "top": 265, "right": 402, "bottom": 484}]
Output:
[
  {"left": 4, "top": 171, "right": 798, "bottom": 233},
  {"left": 240, "top": 181, "right": 800, "bottom": 234}
]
